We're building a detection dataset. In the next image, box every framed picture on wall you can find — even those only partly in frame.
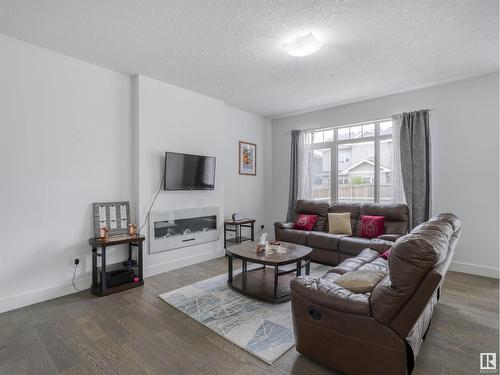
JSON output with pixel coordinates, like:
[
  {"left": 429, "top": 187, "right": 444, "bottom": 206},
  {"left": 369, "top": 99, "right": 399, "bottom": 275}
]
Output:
[{"left": 239, "top": 141, "right": 256, "bottom": 175}]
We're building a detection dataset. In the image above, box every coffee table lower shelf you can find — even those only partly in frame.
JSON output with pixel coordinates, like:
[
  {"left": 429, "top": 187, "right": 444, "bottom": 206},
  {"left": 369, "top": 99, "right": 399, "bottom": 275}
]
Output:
[
  {"left": 227, "top": 262, "right": 309, "bottom": 303},
  {"left": 225, "top": 241, "right": 312, "bottom": 304}
]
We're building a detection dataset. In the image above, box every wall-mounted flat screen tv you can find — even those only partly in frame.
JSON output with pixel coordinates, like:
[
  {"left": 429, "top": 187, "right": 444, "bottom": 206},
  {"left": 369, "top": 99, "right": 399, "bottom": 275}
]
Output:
[{"left": 164, "top": 152, "right": 216, "bottom": 190}]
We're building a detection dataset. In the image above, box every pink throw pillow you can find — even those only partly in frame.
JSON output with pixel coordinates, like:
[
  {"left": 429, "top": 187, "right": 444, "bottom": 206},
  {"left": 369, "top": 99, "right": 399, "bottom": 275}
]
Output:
[
  {"left": 293, "top": 214, "right": 318, "bottom": 231},
  {"left": 360, "top": 215, "right": 385, "bottom": 239},
  {"left": 380, "top": 249, "right": 391, "bottom": 259}
]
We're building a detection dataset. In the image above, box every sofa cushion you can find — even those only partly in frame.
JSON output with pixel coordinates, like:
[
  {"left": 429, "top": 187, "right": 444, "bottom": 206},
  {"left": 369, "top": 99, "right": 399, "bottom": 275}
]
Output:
[
  {"left": 293, "top": 214, "right": 318, "bottom": 231},
  {"left": 307, "top": 232, "right": 346, "bottom": 251},
  {"left": 328, "top": 212, "right": 352, "bottom": 235},
  {"left": 359, "top": 215, "right": 385, "bottom": 239},
  {"left": 378, "top": 234, "right": 402, "bottom": 242},
  {"left": 295, "top": 200, "right": 330, "bottom": 231},
  {"left": 358, "top": 257, "right": 389, "bottom": 273},
  {"left": 334, "top": 270, "right": 387, "bottom": 293},
  {"left": 278, "top": 229, "right": 310, "bottom": 245},
  {"left": 291, "top": 274, "right": 371, "bottom": 316},
  {"left": 356, "top": 203, "right": 408, "bottom": 236},
  {"left": 274, "top": 221, "right": 294, "bottom": 230},
  {"left": 370, "top": 214, "right": 461, "bottom": 325},
  {"left": 329, "top": 248, "right": 381, "bottom": 274},
  {"left": 309, "top": 248, "right": 339, "bottom": 266},
  {"left": 339, "top": 236, "right": 371, "bottom": 256},
  {"left": 369, "top": 238, "right": 394, "bottom": 253}
]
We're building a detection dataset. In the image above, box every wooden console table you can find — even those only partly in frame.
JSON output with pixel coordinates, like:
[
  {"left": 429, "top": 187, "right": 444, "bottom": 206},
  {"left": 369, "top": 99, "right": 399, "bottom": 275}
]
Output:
[
  {"left": 224, "top": 218, "right": 255, "bottom": 249},
  {"left": 89, "top": 234, "right": 145, "bottom": 296}
]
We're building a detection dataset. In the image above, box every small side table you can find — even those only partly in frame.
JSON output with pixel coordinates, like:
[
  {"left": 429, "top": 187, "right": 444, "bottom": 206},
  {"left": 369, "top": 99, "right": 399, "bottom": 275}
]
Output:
[
  {"left": 89, "top": 234, "right": 145, "bottom": 296},
  {"left": 224, "top": 219, "right": 255, "bottom": 249}
]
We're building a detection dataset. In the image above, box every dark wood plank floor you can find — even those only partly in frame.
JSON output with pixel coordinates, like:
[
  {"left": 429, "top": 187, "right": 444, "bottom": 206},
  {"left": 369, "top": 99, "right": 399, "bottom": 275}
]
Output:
[{"left": 0, "top": 257, "right": 498, "bottom": 375}]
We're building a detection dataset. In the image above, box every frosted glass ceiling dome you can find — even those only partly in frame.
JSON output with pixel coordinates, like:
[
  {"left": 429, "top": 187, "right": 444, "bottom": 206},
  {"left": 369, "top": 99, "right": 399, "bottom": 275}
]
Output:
[{"left": 282, "top": 32, "right": 323, "bottom": 57}]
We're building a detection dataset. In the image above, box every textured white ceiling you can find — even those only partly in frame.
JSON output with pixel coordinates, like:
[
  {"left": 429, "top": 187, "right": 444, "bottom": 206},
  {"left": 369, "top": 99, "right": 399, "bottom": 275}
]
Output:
[{"left": 0, "top": 0, "right": 498, "bottom": 117}]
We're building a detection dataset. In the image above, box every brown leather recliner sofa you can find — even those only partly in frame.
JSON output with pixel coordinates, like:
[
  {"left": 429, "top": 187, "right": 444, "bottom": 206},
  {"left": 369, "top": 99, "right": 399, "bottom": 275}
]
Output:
[
  {"left": 274, "top": 200, "right": 409, "bottom": 265},
  {"left": 290, "top": 213, "right": 462, "bottom": 375}
]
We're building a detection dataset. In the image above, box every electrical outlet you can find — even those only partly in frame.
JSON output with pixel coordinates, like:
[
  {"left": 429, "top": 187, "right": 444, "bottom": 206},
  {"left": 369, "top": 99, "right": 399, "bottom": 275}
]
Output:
[{"left": 74, "top": 258, "right": 80, "bottom": 266}]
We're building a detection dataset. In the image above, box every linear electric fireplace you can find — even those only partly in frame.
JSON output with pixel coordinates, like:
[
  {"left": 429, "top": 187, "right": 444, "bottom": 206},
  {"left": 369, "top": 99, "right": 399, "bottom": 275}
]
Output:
[{"left": 149, "top": 207, "right": 220, "bottom": 253}]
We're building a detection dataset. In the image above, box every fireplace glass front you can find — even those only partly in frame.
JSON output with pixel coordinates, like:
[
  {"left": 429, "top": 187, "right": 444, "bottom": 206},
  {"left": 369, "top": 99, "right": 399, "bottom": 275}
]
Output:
[{"left": 154, "top": 215, "right": 217, "bottom": 239}]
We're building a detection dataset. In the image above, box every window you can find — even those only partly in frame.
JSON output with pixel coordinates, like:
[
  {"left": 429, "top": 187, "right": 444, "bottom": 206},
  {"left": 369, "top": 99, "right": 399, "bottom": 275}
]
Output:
[
  {"left": 338, "top": 140, "right": 375, "bottom": 202},
  {"left": 312, "top": 119, "right": 393, "bottom": 203},
  {"left": 311, "top": 148, "right": 331, "bottom": 200}
]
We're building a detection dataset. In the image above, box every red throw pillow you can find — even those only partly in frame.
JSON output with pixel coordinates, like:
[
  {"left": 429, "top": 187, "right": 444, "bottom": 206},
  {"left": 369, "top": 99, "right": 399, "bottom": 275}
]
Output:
[
  {"left": 360, "top": 215, "right": 385, "bottom": 239},
  {"left": 293, "top": 214, "right": 318, "bottom": 231},
  {"left": 380, "top": 249, "right": 391, "bottom": 259}
]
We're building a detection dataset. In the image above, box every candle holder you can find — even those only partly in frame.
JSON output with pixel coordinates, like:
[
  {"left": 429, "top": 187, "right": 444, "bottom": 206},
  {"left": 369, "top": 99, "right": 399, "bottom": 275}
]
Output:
[
  {"left": 99, "top": 227, "right": 109, "bottom": 240},
  {"left": 128, "top": 223, "right": 137, "bottom": 236}
]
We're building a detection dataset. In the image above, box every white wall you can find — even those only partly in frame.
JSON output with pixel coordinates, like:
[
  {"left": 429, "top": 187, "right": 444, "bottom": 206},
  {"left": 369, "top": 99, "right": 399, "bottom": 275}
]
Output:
[
  {"left": 135, "top": 75, "right": 270, "bottom": 277},
  {"left": 223, "top": 106, "right": 272, "bottom": 234},
  {"left": 271, "top": 73, "right": 499, "bottom": 278},
  {"left": 0, "top": 35, "right": 133, "bottom": 312},
  {"left": 135, "top": 75, "right": 227, "bottom": 275}
]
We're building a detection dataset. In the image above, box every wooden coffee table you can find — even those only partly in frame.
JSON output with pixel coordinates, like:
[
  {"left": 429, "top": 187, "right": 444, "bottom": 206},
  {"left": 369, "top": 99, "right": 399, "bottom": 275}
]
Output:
[{"left": 225, "top": 241, "right": 312, "bottom": 303}]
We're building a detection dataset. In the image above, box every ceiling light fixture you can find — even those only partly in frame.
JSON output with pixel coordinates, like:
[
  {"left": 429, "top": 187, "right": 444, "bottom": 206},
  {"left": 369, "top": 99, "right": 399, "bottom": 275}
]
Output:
[{"left": 282, "top": 32, "right": 323, "bottom": 57}]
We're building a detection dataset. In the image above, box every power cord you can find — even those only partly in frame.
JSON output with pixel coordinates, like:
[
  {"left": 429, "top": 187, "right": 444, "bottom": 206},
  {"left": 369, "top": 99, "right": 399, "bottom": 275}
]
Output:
[
  {"left": 138, "top": 169, "right": 166, "bottom": 235},
  {"left": 72, "top": 263, "right": 82, "bottom": 292}
]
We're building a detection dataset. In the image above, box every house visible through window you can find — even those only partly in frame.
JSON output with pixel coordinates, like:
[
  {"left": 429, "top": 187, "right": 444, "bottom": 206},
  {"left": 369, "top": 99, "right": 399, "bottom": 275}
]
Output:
[{"left": 311, "top": 119, "right": 393, "bottom": 203}]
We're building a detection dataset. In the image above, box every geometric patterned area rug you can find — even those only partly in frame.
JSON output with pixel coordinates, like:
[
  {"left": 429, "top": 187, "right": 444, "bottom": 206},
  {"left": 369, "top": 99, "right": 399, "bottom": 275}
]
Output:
[{"left": 159, "top": 262, "right": 330, "bottom": 364}]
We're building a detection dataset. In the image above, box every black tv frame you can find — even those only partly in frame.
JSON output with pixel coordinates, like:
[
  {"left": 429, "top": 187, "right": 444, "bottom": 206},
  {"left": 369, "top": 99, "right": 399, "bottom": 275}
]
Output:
[{"left": 163, "top": 151, "right": 216, "bottom": 191}]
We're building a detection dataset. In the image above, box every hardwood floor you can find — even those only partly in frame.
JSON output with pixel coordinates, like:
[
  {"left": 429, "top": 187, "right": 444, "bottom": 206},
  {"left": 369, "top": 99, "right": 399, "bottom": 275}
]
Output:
[{"left": 0, "top": 257, "right": 498, "bottom": 375}]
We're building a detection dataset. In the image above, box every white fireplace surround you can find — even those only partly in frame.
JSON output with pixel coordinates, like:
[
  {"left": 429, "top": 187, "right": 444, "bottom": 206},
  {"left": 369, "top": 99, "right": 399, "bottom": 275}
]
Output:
[{"left": 149, "top": 207, "right": 220, "bottom": 254}]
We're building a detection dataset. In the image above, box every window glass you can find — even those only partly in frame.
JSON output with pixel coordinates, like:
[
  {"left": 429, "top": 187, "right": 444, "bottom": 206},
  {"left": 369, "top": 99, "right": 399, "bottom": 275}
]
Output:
[
  {"left": 312, "top": 119, "right": 393, "bottom": 203},
  {"left": 323, "top": 129, "right": 334, "bottom": 142},
  {"left": 312, "top": 148, "right": 331, "bottom": 200},
  {"left": 314, "top": 131, "right": 323, "bottom": 143},
  {"left": 338, "top": 141, "right": 375, "bottom": 203},
  {"left": 379, "top": 138, "right": 393, "bottom": 202},
  {"left": 363, "top": 124, "right": 375, "bottom": 137},
  {"left": 338, "top": 127, "right": 349, "bottom": 140},
  {"left": 350, "top": 126, "right": 362, "bottom": 139},
  {"left": 380, "top": 121, "right": 393, "bottom": 135},
  {"left": 338, "top": 149, "right": 351, "bottom": 163}
]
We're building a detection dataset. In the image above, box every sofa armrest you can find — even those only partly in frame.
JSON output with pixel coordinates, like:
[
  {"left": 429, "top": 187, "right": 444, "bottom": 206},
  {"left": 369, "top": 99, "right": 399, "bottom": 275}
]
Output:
[
  {"left": 377, "top": 234, "right": 401, "bottom": 242},
  {"left": 274, "top": 221, "right": 294, "bottom": 230},
  {"left": 291, "top": 275, "right": 370, "bottom": 316},
  {"left": 369, "top": 238, "right": 394, "bottom": 253}
]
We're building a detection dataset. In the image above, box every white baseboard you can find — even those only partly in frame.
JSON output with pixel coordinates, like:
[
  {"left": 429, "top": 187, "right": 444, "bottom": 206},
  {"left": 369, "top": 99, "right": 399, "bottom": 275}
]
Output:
[
  {"left": 449, "top": 261, "right": 499, "bottom": 279},
  {"left": 0, "top": 275, "right": 92, "bottom": 314},
  {"left": 0, "top": 248, "right": 225, "bottom": 314}
]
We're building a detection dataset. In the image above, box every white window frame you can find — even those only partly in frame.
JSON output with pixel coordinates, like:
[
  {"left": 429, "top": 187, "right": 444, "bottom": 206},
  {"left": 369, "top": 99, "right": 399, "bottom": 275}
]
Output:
[{"left": 313, "top": 118, "right": 392, "bottom": 203}]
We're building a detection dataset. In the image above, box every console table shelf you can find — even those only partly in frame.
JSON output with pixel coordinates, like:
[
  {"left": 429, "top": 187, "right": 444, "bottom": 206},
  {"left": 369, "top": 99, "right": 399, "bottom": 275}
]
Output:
[
  {"left": 89, "top": 234, "right": 145, "bottom": 297},
  {"left": 96, "top": 262, "right": 138, "bottom": 273}
]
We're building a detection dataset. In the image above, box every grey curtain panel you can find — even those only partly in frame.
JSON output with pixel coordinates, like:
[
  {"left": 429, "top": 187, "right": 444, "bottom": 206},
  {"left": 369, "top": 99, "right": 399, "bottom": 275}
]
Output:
[
  {"left": 399, "top": 109, "right": 431, "bottom": 228},
  {"left": 286, "top": 130, "right": 300, "bottom": 222}
]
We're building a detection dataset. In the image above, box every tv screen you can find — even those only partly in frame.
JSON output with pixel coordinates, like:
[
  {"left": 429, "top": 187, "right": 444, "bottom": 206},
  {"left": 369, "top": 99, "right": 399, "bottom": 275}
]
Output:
[{"left": 164, "top": 152, "right": 216, "bottom": 190}]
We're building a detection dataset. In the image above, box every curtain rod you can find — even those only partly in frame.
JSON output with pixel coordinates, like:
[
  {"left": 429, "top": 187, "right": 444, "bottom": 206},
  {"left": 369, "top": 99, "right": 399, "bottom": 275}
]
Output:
[
  {"left": 294, "top": 109, "right": 435, "bottom": 133},
  {"left": 401, "top": 108, "right": 435, "bottom": 113}
]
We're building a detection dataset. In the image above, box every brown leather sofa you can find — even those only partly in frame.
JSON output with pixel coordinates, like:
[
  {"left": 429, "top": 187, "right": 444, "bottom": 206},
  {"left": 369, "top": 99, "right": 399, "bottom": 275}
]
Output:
[
  {"left": 290, "top": 213, "right": 462, "bottom": 375},
  {"left": 274, "top": 200, "right": 409, "bottom": 265}
]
